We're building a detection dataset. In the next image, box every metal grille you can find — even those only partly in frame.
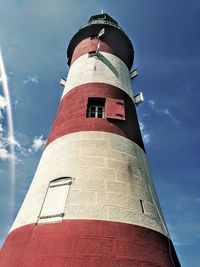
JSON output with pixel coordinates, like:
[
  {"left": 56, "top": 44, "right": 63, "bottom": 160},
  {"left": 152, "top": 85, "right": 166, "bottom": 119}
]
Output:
[{"left": 38, "top": 178, "right": 72, "bottom": 224}]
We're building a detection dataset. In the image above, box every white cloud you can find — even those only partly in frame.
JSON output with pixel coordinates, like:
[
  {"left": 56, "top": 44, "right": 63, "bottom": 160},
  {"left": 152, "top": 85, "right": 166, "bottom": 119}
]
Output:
[
  {"left": 0, "top": 131, "right": 47, "bottom": 161},
  {"left": 31, "top": 135, "right": 47, "bottom": 152},
  {"left": 163, "top": 108, "right": 179, "bottom": 124},
  {"left": 0, "top": 123, "right": 3, "bottom": 132},
  {"left": 148, "top": 99, "right": 179, "bottom": 124},
  {"left": 7, "top": 136, "right": 21, "bottom": 148},
  {"left": 139, "top": 121, "right": 150, "bottom": 144},
  {"left": 139, "top": 121, "right": 144, "bottom": 131},
  {"left": 0, "top": 134, "right": 21, "bottom": 161},
  {"left": 0, "top": 135, "right": 20, "bottom": 148},
  {"left": 23, "top": 75, "right": 39, "bottom": 85},
  {"left": 143, "top": 133, "right": 150, "bottom": 144},
  {"left": 148, "top": 99, "right": 155, "bottom": 107},
  {"left": 0, "top": 95, "right": 7, "bottom": 110},
  {"left": 0, "top": 147, "right": 14, "bottom": 160},
  {"left": 0, "top": 110, "right": 3, "bottom": 119}
]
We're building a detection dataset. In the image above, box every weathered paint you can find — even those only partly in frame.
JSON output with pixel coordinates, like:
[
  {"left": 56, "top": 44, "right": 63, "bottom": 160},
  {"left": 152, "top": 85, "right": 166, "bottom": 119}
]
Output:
[
  {"left": 11, "top": 131, "right": 168, "bottom": 237},
  {"left": 0, "top": 220, "right": 180, "bottom": 267},
  {"left": 105, "top": 98, "right": 125, "bottom": 120},
  {"left": 47, "top": 83, "right": 144, "bottom": 150},
  {"left": 62, "top": 52, "right": 133, "bottom": 99}
]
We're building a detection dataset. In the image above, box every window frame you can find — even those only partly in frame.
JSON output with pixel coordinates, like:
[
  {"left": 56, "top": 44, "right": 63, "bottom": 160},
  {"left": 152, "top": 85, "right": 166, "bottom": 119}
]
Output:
[{"left": 86, "top": 97, "right": 105, "bottom": 119}]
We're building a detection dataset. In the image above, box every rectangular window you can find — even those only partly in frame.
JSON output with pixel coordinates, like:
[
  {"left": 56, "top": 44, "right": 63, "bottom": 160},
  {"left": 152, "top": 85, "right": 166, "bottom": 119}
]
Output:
[
  {"left": 87, "top": 98, "right": 105, "bottom": 118},
  {"left": 88, "top": 105, "right": 104, "bottom": 118},
  {"left": 37, "top": 177, "right": 72, "bottom": 224}
]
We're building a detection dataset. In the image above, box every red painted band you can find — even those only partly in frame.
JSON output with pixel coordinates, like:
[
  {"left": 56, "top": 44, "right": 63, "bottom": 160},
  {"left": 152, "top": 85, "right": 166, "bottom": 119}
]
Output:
[
  {"left": 70, "top": 37, "right": 119, "bottom": 65},
  {"left": 0, "top": 220, "right": 180, "bottom": 267},
  {"left": 46, "top": 83, "right": 144, "bottom": 151}
]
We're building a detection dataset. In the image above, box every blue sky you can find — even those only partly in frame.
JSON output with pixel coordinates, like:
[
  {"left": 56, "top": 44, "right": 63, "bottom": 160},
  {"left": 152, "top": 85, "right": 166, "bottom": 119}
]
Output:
[{"left": 0, "top": 1, "right": 200, "bottom": 266}]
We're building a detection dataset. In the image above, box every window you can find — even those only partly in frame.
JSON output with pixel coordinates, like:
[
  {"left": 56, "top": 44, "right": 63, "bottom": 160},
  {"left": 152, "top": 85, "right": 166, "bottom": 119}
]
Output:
[
  {"left": 87, "top": 98, "right": 105, "bottom": 118},
  {"left": 86, "top": 97, "right": 125, "bottom": 120},
  {"left": 88, "top": 105, "right": 104, "bottom": 118},
  {"left": 37, "top": 177, "right": 72, "bottom": 224}
]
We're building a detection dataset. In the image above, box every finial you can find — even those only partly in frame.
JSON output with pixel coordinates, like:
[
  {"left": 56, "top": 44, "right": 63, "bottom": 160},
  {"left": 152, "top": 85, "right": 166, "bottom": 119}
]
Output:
[{"left": 101, "top": 9, "right": 104, "bottom": 14}]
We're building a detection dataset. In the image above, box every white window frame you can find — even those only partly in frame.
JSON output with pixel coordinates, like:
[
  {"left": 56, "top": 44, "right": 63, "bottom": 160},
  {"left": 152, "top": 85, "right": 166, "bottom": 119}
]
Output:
[{"left": 88, "top": 105, "right": 105, "bottom": 118}]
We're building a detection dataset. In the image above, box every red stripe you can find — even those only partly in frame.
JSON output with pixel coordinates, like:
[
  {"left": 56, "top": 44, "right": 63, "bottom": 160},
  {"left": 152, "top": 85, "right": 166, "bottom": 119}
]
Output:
[
  {"left": 46, "top": 83, "right": 144, "bottom": 150},
  {"left": 70, "top": 37, "right": 118, "bottom": 65},
  {"left": 0, "top": 220, "right": 180, "bottom": 267}
]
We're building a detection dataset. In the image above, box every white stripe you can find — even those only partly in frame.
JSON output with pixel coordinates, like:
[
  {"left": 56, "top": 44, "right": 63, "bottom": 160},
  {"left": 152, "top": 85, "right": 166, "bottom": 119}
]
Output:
[
  {"left": 11, "top": 132, "right": 169, "bottom": 237},
  {"left": 62, "top": 52, "right": 133, "bottom": 99}
]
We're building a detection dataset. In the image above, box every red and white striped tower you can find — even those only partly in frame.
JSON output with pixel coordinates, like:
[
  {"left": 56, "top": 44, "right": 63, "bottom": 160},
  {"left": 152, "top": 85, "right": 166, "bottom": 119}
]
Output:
[{"left": 0, "top": 14, "right": 180, "bottom": 267}]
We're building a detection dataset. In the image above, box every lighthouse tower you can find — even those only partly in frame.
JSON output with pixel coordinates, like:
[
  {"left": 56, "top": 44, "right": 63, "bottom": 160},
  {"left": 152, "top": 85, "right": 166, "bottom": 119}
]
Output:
[{"left": 0, "top": 14, "right": 180, "bottom": 267}]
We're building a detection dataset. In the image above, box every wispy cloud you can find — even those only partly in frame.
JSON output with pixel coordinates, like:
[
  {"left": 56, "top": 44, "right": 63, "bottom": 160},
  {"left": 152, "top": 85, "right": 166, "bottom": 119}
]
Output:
[
  {"left": 0, "top": 94, "right": 7, "bottom": 120},
  {"left": 7, "top": 136, "right": 21, "bottom": 148},
  {"left": 0, "top": 123, "right": 3, "bottom": 132},
  {"left": 139, "top": 121, "right": 150, "bottom": 144},
  {"left": 148, "top": 99, "right": 179, "bottom": 124},
  {"left": 0, "top": 95, "right": 7, "bottom": 109},
  {"left": 0, "top": 132, "right": 47, "bottom": 161},
  {"left": 0, "top": 135, "right": 21, "bottom": 161},
  {"left": 23, "top": 75, "right": 39, "bottom": 85},
  {"left": 0, "top": 147, "right": 14, "bottom": 160},
  {"left": 163, "top": 108, "right": 179, "bottom": 124},
  {"left": 0, "top": 94, "right": 21, "bottom": 160}
]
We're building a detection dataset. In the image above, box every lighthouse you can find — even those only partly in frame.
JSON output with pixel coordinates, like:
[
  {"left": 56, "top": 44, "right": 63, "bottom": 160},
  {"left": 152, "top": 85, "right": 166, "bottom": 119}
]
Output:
[{"left": 0, "top": 13, "right": 180, "bottom": 266}]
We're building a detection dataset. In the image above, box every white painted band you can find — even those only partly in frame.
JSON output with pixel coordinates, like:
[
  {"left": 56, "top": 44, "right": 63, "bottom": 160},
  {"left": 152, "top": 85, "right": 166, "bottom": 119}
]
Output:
[
  {"left": 62, "top": 52, "right": 133, "bottom": 99},
  {"left": 11, "top": 131, "right": 169, "bottom": 237}
]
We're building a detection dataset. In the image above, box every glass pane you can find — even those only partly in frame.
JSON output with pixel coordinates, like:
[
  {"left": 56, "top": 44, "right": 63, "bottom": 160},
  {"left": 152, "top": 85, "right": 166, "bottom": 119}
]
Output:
[
  {"left": 89, "top": 106, "right": 96, "bottom": 117},
  {"left": 97, "top": 106, "right": 104, "bottom": 118}
]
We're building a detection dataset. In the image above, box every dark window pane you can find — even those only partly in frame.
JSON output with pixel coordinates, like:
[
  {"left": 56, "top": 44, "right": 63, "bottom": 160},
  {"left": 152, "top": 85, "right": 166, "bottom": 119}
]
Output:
[
  {"left": 90, "top": 106, "right": 96, "bottom": 117},
  {"left": 97, "top": 107, "right": 103, "bottom": 118}
]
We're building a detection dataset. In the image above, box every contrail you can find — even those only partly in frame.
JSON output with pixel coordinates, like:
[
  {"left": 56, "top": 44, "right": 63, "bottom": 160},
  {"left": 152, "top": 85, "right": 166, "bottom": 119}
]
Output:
[{"left": 0, "top": 48, "right": 15, "bottom": 217}]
